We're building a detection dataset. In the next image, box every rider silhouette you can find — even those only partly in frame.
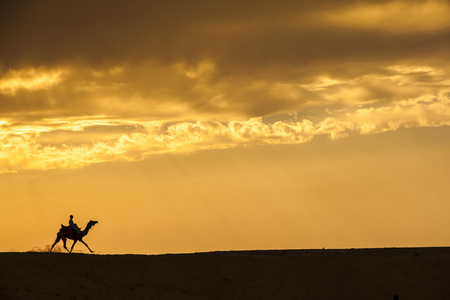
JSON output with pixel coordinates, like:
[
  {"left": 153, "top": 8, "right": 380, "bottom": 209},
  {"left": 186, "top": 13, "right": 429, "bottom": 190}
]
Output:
[{"left": 69, "top": 215, "right": 82, "bottom": 234}]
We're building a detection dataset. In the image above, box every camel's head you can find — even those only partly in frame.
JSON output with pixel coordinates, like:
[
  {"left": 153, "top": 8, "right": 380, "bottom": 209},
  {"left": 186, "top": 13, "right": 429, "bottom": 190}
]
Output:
[{"left": 89, "top": 220, "right": 98, "bottom": 227}]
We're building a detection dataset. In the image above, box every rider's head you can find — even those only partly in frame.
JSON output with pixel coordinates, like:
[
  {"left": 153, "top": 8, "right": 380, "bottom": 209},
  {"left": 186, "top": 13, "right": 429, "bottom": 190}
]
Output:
[{"left": 70, "top": 215, "right": 73, "bottom": 219}]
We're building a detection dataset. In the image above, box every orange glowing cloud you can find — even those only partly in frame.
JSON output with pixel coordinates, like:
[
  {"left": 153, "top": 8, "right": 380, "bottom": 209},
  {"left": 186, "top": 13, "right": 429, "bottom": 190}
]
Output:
[
  {"left": 1, "top": 0, "right": 449, "bottom": 174},
  {"left": 323, "top": 0, "right": 450, "bottom": 33},
  {"left": 0, "top": 67, "right": 65, "bottom": 95},
  {"left": 1, "top": 90, "right": 449, "bottom": 173}
]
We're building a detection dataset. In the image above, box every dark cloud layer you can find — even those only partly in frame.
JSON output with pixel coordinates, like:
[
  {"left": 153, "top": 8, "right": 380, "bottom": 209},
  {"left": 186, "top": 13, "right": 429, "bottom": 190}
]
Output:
[
  {"left": 2, "top": 0, "right": 449, "bottom": 72},
  {"left": 1, "top": 0, "right": 449, "bottom": 122}
]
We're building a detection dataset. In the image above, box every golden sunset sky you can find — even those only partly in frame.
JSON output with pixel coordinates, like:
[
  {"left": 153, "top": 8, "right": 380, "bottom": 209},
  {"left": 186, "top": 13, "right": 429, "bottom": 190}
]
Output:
[{"left": 1, "top": 0, "right": 449, "bottom": 254}]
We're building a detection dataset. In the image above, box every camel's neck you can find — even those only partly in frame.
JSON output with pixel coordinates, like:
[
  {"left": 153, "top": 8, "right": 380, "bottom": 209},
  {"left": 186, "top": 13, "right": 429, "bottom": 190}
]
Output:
[{"left": 81, "top": 223, "right": 93, "bottom": 237}]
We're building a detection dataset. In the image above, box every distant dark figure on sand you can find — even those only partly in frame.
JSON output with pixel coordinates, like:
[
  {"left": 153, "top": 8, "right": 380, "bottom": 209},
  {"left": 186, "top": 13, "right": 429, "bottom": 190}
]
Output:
[{"left": 50, "top": 217, "right": 98, "bottom": 253}]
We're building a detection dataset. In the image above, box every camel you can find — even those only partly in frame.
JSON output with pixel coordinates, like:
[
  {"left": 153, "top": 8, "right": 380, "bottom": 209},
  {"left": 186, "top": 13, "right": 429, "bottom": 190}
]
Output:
[{"left": 50, "top": 220, "right": 98, "bottom": 253}]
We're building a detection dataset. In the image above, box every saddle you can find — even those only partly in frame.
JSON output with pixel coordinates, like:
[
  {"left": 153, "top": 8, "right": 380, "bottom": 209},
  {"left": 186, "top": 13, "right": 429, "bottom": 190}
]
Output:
[{"left": 61, "top": 224, "right": 78, "bottom": 233}]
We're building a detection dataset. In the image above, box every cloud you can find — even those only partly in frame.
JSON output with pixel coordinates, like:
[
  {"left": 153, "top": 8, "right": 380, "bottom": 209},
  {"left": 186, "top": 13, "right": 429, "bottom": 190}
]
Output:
[
  {"left": 323, "top": 0, "right": 450, "bottom": 33},
  {"left": 2, "top": 1, "right": 449, "bottom": 71},
  {"left": 1, "top": 91, "right": 448, "bottom": 172},
  {"left": 0, "top": 0, "right": 449, "bottom": 172},
  {"left": 0, "top": 67, "right": 65, "bottom": 95},
  {"left": 1, "top": 62, "right": 448, "bottom": 123}
]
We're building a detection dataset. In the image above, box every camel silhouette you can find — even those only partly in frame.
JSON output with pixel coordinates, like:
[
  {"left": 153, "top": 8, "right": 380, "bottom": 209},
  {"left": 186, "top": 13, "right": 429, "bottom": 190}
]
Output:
[{"left": 50, "top": 220, "right": 98, "bottom": 253}]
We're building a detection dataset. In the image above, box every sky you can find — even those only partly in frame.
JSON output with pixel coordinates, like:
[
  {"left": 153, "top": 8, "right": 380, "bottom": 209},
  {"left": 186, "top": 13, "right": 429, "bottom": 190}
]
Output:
[{"left": 1, "top": 0, "right": 449, "bottom": 254}]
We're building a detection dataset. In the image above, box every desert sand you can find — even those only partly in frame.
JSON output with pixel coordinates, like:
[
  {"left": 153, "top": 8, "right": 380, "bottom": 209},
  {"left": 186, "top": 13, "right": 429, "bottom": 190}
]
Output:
[{"left": 1, "top": 247, "right": 450, "bottom": 299}]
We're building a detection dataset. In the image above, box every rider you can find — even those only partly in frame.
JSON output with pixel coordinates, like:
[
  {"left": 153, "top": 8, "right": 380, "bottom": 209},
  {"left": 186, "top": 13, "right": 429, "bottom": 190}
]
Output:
[{"left": 69, "top": 215, "right": 82, "bottom": 234}]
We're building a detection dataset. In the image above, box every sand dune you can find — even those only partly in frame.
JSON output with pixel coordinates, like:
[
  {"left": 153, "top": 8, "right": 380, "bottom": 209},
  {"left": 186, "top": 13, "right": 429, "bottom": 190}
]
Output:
[{"left": 1, "top": 247, "right": 450, "bottom": 299}]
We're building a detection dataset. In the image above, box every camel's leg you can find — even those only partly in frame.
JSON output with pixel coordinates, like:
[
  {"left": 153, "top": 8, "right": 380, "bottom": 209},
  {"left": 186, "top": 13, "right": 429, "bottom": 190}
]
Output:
[
  {"left": 70, "top": 240, "right": 78, "bottom": 253},
  {"left": 62, "top": 238, "right": 70, "bottom": 253},
  {"left": 50, "top": 236, "right": 60, "bottom": 252},
  {"left": 79, "top": 239, "right": 94, "bottom": 253}
]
